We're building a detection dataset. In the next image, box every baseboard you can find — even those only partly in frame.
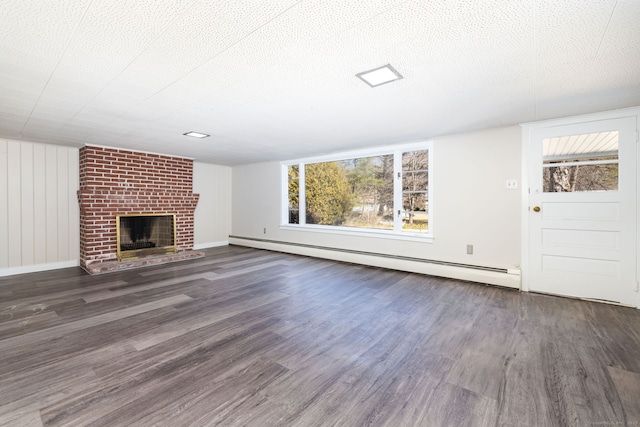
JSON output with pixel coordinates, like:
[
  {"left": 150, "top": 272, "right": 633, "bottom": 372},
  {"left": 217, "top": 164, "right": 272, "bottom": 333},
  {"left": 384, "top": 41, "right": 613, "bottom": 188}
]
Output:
[
  {"left": 229, "top": 236, "right": 521, "bottom": 289},
  {"left": 0, "top": 260, "right": 80, "bottom": 277},
  {"left": 193, "top": 240, "right": 229, "bottom": 250}
]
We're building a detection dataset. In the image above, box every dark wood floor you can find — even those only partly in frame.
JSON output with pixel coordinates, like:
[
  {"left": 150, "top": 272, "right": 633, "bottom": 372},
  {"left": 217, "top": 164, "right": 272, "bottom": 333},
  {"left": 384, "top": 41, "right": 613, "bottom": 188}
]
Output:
[{"left": 1, "top": 246, "right": 639, "bottom": 426}]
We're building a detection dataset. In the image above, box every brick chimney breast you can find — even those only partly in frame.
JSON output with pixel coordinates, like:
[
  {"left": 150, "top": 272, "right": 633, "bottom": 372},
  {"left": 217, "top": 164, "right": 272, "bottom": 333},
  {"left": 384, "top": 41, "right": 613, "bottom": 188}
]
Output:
[{"left": 77, "top": 145, "right": 199, "bottom": 270}]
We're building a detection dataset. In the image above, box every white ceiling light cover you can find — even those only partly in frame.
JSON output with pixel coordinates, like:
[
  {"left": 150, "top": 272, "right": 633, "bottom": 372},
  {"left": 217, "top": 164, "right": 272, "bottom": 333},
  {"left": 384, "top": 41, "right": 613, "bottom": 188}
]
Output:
[
  {"left": 356, "top": 64, "right": 403, "bottom": 87},
  {"left": 183, "top": 131, "right": 210, "bottom": 138}
]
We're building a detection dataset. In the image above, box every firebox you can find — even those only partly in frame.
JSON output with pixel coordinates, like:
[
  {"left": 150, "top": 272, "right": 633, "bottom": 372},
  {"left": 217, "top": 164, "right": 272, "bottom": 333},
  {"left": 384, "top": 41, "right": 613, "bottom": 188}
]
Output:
[{"left": 116, "top": 213, "right": 177, "bottom": 261}]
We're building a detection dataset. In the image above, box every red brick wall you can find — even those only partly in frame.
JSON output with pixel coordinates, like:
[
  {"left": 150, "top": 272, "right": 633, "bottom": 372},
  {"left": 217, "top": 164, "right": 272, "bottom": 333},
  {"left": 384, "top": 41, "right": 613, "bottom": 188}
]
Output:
[{"left": 77, "top": 145, "right": 199, "bottom": 268}]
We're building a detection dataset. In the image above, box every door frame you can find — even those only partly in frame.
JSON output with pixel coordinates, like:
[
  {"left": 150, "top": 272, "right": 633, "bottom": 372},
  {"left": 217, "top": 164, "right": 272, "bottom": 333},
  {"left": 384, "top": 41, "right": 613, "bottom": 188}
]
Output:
[{"left": 520, "top": 106, "right": 640, "bottom": 308}]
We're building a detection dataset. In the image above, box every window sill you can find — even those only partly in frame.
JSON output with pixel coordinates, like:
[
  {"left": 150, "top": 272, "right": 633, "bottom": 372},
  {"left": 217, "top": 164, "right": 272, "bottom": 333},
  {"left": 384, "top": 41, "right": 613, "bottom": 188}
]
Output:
[{"left": 279, "top": 224, "right": 434, "bottom": 243}]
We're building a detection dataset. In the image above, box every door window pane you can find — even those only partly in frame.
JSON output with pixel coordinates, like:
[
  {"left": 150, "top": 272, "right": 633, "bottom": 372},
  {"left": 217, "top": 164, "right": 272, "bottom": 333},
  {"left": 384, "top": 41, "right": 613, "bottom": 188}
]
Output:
[{"left": 543, "top": 131, "right": 618, "bottom": 192}]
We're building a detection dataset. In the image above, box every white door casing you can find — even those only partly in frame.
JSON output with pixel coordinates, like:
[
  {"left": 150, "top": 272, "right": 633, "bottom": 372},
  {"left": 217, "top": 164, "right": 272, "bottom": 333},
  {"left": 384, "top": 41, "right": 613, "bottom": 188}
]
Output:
[{"left": 523, "top": 113, "right": 638, "bottom": 307}]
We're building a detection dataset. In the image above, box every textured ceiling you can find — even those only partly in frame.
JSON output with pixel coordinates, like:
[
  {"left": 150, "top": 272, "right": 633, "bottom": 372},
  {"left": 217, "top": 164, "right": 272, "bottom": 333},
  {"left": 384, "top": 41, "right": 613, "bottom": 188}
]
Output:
[{"left": 1, "top": 0, "right": 639, "bottom": 165}]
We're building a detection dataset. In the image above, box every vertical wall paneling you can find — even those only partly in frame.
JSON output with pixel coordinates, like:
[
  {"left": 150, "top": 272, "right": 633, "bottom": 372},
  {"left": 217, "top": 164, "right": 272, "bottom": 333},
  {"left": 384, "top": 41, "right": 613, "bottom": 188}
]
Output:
[
  {"left": 67, "top": 148, "right": 79, "bottom": 260},
  {"left": 45, "top": 144, "right": 58, "bottom": 263},
  {"left": 20, "top": 143, "right": 35, "bottom": 266},
  {"left": 0, "top": 139, "right": 80, "bottom": 275},
  {"left": 223, "top": 168, "right": 232, "bottom": 234},
  {"left": 56, "top": 147, "right": 69, "bottom": 261},
  {"left": 193, "top": 162, "right": 232, "bottom": 246},
  {"left": 33, "top": 144, "right": 47, "bottom": 264},
  {"left": 0, "top": 141, "right": 8, "bottom": 268},
  {"left": 7, "top": 141, "right": 21, "bottom": 267},
  {"left": 214, "top": 170, "right": 221, "bottom": 237}
]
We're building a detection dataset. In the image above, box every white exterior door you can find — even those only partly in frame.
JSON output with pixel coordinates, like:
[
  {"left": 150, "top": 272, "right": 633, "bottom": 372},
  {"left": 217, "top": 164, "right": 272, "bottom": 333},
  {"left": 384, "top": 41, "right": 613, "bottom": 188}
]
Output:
[{"left": 527, "top": 116, "right": 638, "bottom": 306}]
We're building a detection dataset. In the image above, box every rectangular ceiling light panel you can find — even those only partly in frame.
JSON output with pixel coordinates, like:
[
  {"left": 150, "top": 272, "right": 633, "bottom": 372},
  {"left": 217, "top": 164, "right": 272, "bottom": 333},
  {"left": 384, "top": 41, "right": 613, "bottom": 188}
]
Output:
[
  {"left": 356, "top": 64, "right": 403, "bottom": 87},
  {"left": 183, "top": 131, "right": 210, "bottom": 138}
]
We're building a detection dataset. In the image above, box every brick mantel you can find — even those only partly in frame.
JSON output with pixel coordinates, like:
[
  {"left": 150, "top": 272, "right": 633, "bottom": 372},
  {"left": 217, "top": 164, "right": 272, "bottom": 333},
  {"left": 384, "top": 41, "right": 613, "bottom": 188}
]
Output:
[{"left": 77, "top": 145, "right": 199, "bottom": 270}]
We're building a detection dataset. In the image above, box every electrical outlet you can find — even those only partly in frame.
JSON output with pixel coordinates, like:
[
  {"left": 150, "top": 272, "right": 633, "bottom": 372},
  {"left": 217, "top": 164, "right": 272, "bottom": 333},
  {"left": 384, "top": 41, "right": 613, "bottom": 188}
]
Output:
[
  {"left": 466, "top": 244, "right": 473, "bottom": 255},
  {"left": 505, "top": 179, "right": 518, "bottom": 189}
]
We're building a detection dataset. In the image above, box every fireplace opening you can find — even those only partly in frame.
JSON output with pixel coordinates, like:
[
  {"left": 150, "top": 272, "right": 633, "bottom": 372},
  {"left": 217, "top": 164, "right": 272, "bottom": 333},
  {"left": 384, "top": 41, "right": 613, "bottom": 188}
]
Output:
[{"left": 116, "top": 213, "right": 177, "bottom": 261}]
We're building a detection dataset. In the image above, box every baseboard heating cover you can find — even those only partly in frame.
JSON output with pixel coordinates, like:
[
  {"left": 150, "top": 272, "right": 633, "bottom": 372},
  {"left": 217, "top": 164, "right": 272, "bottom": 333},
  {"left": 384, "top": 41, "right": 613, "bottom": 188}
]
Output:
[{"left": 228, "top": 235, "right": 521, "bottom": 289}]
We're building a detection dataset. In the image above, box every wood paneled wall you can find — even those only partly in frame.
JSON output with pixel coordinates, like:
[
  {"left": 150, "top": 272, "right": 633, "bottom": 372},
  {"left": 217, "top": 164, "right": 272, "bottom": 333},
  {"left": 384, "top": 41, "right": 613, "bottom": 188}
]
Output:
[
  {"left": 0, "top": 140, "right": 79, "bottom": 271},
  {"left": 193, "top": 162, "right": 232, "bottom": 248}
]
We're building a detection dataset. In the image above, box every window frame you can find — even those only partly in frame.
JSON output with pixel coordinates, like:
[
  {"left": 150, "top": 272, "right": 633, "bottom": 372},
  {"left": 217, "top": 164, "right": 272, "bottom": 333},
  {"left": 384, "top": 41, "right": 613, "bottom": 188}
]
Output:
[{"left": 281, "top": 141, "right": 433, "bottom": 242}]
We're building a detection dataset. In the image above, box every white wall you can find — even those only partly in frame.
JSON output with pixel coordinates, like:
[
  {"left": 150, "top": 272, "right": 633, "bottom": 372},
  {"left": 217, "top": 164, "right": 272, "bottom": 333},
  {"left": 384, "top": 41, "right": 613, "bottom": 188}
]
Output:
[
  {"left": 0, "top": 139, "right": 79, "bottom": 276},
  {"left": 193, "top": 162, "right": 232, "bottom": 249},
  {"left": 231, "top": 126, "right": 522, "bottom": 286}
]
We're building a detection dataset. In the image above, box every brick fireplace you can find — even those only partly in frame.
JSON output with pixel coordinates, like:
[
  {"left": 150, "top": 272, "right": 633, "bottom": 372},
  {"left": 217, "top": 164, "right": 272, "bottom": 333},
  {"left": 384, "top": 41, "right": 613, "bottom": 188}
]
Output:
[{"left": 77, "top": 145, "right": 201, "bottom": 273}]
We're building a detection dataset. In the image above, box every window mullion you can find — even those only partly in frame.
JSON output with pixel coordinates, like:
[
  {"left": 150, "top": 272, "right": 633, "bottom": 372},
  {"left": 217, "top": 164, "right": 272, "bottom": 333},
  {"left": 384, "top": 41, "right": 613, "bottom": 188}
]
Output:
[
  {"left": 543, "top": 159, "right": 618, "bottom": 168},
  {"left": 299, "top": 163, "right": 306, "bottom": 225},
  {"left": 282, "top": 165, "right": 288, "bottom": 224},
  {"left": 393, "top": 151, "right": 402, "bottom": 232}
]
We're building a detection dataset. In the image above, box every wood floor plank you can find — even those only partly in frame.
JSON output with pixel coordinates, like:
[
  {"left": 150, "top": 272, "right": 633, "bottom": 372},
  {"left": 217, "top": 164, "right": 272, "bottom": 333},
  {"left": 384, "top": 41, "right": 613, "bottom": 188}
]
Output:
[
  {"left": 0, "top": 294, "right": 192, "bottom": 351},
  {"left": 127, "top": 289, "right": 289, "bottom": 351},
  {"left": 285, "top": 327, "right": 447, "bottom": 427},
  {"left": 446, "top": 349, "right": 511, "bottom": 401},
  {"left": 81, "top": 275, "right": 207, "bottom": 303},
  {"left": 0, "top": 280, "right": 128, "bottom": 319},
  {"left": 418, "top": 381, "right": 498, "bottom": 427},
  {"left": 137, "top": 249, "right": 280, "bottom": 277},
  {"left": 1, "top": 245, "right": 639, "bottom": 426},
  {"left": 0, "top": 369, "right": 98, "bottom": 426},
  {"left": 541, "top": 340, "right": 627, "bottom": 427},
  {"left": 0, "top": 311, "right": 59, "bottom": 339},
  {"left": 40, "top": 329, "right": 285, "bottom": 426},
  {"left": 133, "top": 357, "right": 289, "bottom": 427},
  {"left": 607, "top": 366, "right": 640, "bottom": 423},
  {"left": 0, "top": 410, "right": 43, "bottom": 427}
]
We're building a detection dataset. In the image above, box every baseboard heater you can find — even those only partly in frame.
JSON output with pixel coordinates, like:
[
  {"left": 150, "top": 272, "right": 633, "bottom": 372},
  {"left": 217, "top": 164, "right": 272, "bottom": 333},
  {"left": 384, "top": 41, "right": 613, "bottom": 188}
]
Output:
[
  {"left": 229, "top": 235, "right": 520, "bottom": 288},
  {"left": 228, "top": 235, "right": 508, "bottom": 274}
]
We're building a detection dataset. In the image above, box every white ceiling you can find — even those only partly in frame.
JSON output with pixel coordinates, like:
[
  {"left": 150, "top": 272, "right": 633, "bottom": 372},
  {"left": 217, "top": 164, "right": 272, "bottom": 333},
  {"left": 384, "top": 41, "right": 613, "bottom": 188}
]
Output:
[{"left": 1, "top": 0, "right": 639, "bottom": 166}]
